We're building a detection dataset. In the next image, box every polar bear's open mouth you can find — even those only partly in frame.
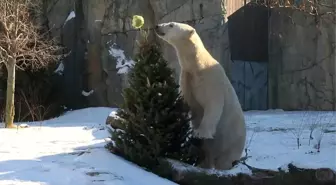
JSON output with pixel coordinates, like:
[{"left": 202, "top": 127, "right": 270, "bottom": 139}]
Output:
[{"left": 154, "top": 26, "right": 165, "bottom": 36}]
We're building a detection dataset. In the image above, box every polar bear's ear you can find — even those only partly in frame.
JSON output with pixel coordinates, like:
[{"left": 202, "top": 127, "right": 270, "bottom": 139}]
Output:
[{"left": 188, "top": 29, "right": 195, "bottom": 37}]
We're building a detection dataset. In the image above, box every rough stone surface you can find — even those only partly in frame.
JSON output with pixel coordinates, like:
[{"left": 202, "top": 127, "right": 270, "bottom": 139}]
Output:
[
  {"left": 44, "top": 0, "right": 335, "bottom": 110},
  {"left": 45, "top": 0, "right": 228, "bottom": 108},
  {"left": 268, "top": 7, "right": 336, "bottom": 110}
]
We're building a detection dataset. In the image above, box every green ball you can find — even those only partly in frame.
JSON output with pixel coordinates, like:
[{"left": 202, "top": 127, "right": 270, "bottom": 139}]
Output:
[{"left": 132, "top": 15, "right": 144, "bottom": 29}]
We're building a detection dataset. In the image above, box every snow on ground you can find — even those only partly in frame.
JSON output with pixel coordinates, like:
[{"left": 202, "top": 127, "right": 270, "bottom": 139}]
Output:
[
  {"left": 0, "top": 108, "right": 177, "bottom": 185},
  {"left": 169, "top": 109, "right": 336, "bottom": 176},
  {"left": 243, "top": 110, "right": 335, "bottom": 172},
  {"left": 0, "top": 108, "right": 335, "bottom": 185}
]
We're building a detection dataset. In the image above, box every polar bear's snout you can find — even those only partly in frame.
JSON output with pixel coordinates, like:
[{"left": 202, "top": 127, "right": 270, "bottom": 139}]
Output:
[{"left": 154, "top": 25, "right": 165, "bottom": 36}]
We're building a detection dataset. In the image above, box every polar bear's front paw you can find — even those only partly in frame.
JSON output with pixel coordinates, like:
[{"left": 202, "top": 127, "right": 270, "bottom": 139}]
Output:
[{"left": 193, "top": 128, "right": 215, "bottom": 139}]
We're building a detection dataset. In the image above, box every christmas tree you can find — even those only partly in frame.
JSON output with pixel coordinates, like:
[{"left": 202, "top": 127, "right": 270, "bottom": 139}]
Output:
[{"left": 107, "top": 36, "right": 199, "bottom": 170}]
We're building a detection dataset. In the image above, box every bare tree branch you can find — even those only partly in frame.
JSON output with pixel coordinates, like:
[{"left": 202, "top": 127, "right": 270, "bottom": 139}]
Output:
[
  {"left": 0, "top": 0, "right": 64, "bottom": 128},
  {"left": 0, "top": 0, "right": 63, "bottom": 71},
  {"left": 255, "top": 0, "right": 335, "bottom": 14}
]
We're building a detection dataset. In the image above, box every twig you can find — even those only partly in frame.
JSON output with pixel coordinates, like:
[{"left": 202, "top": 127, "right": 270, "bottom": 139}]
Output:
[
  {"left": 307, "top": 112, "right": 327, "bottom": 146},
  {"left": 314, "top": 112, "right": 335, "bottom": 152},
  {"left": 289, "top": 111, "right": 308, "bottom": 149}
]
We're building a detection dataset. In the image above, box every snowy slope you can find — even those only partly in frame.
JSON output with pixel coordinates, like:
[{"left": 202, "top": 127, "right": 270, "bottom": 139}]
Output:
[
  {"left": 0, "top": 108, "right": 335, "bottom": 185},
  {"left": 0, "top": 107, "right": 177, "bottom": 185}
]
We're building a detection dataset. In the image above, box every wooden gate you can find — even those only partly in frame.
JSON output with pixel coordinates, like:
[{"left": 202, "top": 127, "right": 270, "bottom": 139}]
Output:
[{"left": 231, "top": 60, "right": 268, "bottom": 110}]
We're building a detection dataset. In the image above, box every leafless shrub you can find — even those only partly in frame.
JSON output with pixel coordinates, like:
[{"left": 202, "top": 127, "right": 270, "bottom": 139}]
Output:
[
  {"left": 18, "top": 87, "right": 53, "bottom": 122},
  {"left": 254, "top": 0, "right": 335, "bottom": 16},
  {"left": 307, "top": 112, "right": 328, "bottom": 146},
  {"left": 313, "top": 112, "right": 335, "bottom": 152},
  {"left": 0, "top": 0, "right": 64, "bottom": 128},
  {"left": 290, "top": 111, "right": 309, "bottom": 149}
]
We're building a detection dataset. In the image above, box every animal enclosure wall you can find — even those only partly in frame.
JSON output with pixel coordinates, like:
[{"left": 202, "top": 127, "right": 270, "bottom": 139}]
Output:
[
  {"left": 268, "top": 8, "right": 336, "bottom": 111},
  {"left": 226, "top": 3, "right": 335, "bottom": 111},
  {"left": 225, "top": 0, "right": 251, "bottom": 18},
  {"left": 45, "top": 0, "right": 227, "bottom": 109}
]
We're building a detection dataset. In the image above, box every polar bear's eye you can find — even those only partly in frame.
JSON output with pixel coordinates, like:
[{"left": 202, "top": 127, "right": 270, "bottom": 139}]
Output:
[{"left": 169, "top": 24, "right": 174, "bottom": 28}]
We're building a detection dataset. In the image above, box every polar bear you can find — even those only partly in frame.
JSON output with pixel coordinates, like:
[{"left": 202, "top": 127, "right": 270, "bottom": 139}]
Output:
[{"left": 154, "top": 22, "right": 246, "bottom": 170}]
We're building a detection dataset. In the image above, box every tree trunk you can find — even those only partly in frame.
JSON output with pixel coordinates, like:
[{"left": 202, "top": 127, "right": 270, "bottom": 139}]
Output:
[{"left": 5, "top": 59, "right": 16, "bottom": 128}]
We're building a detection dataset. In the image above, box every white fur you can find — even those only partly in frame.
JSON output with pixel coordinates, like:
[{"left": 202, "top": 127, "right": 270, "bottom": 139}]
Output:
[{"left": 155, "top": 22, "right": 247, "bottom": 170}]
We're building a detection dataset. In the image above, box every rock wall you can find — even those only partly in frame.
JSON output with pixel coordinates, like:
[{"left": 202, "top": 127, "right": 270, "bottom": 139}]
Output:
[
  {"left": 268, "top": 7, "right": 336, "bottom": 110},
  {"left": 44, "top": 0, "right": 335, "bottom": 111},
  {"left": 45, "top": 0, "right": 229, "bottom": 109}
]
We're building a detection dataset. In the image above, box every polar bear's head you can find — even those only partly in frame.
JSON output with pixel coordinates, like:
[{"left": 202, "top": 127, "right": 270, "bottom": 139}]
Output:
[{"left": 154, "top": 22, "right": 196, "bottom": 45}]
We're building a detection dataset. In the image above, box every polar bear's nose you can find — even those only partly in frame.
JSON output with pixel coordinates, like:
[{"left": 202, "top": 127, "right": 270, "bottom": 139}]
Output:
[
  {"left": 154, "top": 25, "right": 165, "bottom": 36},
  {"left": 154, "top": 25, "right": 161, "bottom": 32}
]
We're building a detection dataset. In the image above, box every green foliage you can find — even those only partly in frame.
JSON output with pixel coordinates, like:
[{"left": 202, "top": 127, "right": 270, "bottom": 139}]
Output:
[{"left": 109, "top": 41, "right": 199, "bottom": 170}]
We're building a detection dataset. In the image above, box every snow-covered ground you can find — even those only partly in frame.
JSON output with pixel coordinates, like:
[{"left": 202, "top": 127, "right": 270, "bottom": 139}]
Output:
[
  {"left": 244, "top": 110, "right": 335, "bottom": 171},
  {"left": 0, "top": 108, "right": 335, "bottom": 185},
  {"left": 0, "top": 108, "right": 176, "bottom": 185}
]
